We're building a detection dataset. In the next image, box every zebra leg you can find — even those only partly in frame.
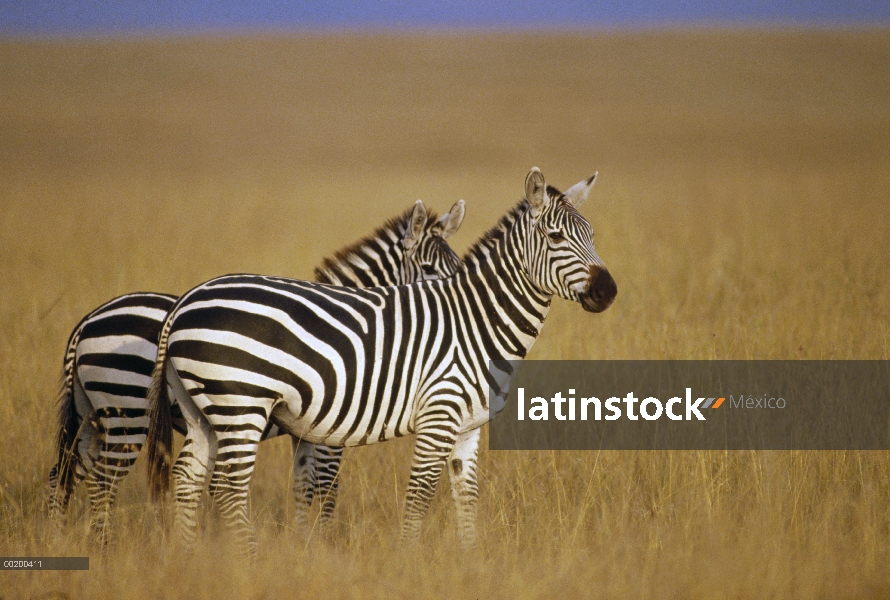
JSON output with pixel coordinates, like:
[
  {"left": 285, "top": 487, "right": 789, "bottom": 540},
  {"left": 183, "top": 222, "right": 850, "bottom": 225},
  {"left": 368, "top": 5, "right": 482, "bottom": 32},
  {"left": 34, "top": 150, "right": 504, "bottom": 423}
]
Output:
[
  {"left": 401, "top": 426, "right": 459, "bottom": 543},
  {"left": 313, "top": 445, "right": 343, "bottom": 530},
  {"left": 47, "top": 464, "right": 69, "bottom": 517},
  {"left": 48, "top": 452, "right": 90, "bottom": 519},
  {"left": 208, "top": 434, "right": 261, "bottom": 560},
  {"left": 290, "top": 437, "right": 316, "bottom": 530},
  {"left": 83, "top": 408, "right": 147, "bottom": 544},
  {"left": 448, "top": 428, "right": 481, "bottom": 548},
  {"left": 82, "top": 417, "right": 119, "bottom": 544},
  {"left": 205, "top": 397, "right": 269, "bottom": 559},
  {"left": 84, "top": 467, "right": 117, "bottom": 544},
  {"left": 48, "top": 439, "right": 92, "bottom": 519},
  {"left": 48, "top": 381, "right": 96, "bottom": 519},
  {"left": 170, "top": 394, "right": 218, "bottom": 552}
]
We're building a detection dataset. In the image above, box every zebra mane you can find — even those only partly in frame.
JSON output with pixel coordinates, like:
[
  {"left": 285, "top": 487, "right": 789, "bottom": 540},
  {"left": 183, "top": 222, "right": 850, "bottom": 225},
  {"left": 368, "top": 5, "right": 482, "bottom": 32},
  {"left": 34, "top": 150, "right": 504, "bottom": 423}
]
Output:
[
  {"left": 462, "top": 200, "right": 527, "bottom": 263},
  {"left": 463, "top": 186, "right": 568, "bottom": 263},
  {"left": 314, "top": 205, "right": 441, "bottom": 282}
]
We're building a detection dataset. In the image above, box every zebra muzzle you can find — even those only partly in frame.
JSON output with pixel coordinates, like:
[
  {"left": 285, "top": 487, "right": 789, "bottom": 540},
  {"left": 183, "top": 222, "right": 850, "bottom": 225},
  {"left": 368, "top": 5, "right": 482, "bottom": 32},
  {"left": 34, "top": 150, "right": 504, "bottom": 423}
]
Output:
[{"left": 579, "top": 266, "right": 617, "bottom": 313}]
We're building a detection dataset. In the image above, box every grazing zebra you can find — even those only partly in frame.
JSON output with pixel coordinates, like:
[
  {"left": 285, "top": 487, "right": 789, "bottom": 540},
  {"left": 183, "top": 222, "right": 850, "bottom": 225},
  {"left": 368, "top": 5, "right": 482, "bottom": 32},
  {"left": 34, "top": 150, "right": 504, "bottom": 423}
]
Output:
[
  {"left": 146, "top": 167, "right": 617, "bottom": 556},
  {"left": 47, "top": 199, "right": 465, "bottom": 540}
]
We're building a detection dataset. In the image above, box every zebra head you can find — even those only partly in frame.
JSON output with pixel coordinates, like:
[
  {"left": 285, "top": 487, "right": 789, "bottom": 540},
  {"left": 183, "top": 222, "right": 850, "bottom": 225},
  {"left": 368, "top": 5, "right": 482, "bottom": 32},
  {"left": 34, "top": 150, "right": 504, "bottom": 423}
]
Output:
[
  {"left": 521, "top": 167, "right": 617, "bottom": 313},
  {"left": 402, "top": 199, "right": 465, "bottom": 281}
]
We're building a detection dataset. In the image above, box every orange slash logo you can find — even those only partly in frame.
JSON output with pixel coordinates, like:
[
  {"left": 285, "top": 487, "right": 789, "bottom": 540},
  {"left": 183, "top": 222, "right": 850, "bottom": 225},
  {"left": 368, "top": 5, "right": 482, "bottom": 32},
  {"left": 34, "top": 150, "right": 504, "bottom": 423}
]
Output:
[{"left": 703, "top": 397, "right": 725, "bottom": 409}]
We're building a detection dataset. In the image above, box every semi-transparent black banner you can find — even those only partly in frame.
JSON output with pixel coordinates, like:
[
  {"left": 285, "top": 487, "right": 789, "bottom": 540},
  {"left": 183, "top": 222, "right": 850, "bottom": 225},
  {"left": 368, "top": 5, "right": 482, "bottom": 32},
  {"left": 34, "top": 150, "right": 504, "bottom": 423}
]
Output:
[
  {"left": 487, "top": 361, "right": 890, "bottom": 450},
  {"left": 1, "top": 557, "right": 89, "bottom": 570}
]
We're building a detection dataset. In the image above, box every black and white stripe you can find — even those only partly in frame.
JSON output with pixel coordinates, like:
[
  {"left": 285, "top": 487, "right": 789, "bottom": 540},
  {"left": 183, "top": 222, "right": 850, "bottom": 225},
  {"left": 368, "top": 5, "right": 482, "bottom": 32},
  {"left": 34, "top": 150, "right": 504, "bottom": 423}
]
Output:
[
  {"left": 49, "top": 292, "right": 176, "bottom": 540},
  {"left": 146, "top": 168, "right": 617, "bottom": 556},
  {"left": 47, "top": 200, "right": 465, "bottom": 540}
]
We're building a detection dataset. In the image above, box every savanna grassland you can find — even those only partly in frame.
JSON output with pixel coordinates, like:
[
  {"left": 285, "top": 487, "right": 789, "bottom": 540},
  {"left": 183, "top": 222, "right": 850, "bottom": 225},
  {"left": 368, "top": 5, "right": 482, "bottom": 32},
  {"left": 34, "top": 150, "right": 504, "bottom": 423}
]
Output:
[{"left": 1, "top": 29, "right": 889, "bottom": 598}]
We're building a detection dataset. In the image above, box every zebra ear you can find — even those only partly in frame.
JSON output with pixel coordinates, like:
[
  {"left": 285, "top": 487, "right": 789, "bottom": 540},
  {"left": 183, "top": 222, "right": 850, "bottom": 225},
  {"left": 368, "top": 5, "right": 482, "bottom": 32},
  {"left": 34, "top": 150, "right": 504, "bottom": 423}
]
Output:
[
  {"left": 404, "top": 199, "right": 428, "bottom": 250},
  {"left": 435, "top": 200, "right": 465, "bottom": 239},
  {"left": 564, "top": 172, "right": 598, "bottom": 208},
  {"left": 525, "top": 167, "right": 548, "bottom": 215}
]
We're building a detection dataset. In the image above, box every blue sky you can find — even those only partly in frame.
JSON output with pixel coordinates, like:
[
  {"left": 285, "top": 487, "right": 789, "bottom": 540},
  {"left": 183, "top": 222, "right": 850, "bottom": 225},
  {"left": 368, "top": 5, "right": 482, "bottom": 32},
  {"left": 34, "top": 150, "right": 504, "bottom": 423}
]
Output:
[{"left": 2, "top": 1, "right": 889, "bottom": 35}]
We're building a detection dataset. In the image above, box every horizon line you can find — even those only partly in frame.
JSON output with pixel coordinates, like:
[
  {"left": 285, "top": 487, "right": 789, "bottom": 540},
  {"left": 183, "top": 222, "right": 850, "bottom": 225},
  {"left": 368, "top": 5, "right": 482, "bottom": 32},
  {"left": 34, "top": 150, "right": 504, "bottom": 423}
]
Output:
[{"left": 2, "top": 21, "right": 889, "bottom": 41}]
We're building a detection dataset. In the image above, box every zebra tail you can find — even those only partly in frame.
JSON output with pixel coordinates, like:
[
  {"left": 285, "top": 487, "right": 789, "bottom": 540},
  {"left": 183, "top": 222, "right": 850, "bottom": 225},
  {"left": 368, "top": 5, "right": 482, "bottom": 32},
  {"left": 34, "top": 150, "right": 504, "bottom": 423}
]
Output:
[
  {"left": 53, "top": 325, "right": 83, "bottom": 498},
  {"left": 146, "top": 319, "right": 174, "bottom": 502}
]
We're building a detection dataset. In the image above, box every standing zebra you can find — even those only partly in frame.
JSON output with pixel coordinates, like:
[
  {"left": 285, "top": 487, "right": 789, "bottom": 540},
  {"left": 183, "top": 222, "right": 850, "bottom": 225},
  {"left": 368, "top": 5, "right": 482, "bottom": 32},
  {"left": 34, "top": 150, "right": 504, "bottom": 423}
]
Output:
[
  {"left": 49, "top": 291, "right": 176, "bottom": 541},
  {"left": 146, "top": 167, "right": 617, "bottom": 556},
  {"left": 48, "top": 199, "right": 465, "bottom": 541}
]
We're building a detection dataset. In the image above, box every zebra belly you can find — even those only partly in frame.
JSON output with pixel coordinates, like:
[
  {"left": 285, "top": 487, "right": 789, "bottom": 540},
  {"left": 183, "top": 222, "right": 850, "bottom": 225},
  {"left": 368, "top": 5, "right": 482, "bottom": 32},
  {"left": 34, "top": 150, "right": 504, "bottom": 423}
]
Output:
[
  {"left": 269, "top": 399, "right": 411, "bottom": 447},
  {"left": 269, "top": 403, "right": 326, "bottom": 444}
]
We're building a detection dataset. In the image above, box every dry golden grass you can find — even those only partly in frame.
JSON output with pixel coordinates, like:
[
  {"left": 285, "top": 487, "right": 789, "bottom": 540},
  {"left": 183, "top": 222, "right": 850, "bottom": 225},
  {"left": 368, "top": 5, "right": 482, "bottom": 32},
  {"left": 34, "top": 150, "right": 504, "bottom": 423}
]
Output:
[{"left": 1, "top": 28, "right": 889, "bottom": 598}]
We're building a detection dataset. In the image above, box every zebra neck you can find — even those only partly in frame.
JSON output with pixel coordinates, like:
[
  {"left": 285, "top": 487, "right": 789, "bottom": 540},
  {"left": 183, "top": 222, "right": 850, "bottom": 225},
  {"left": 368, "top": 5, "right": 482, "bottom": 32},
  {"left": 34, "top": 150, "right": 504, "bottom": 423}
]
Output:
[{"left": 457, "top": 220, "right": 552, "bottom": 360}]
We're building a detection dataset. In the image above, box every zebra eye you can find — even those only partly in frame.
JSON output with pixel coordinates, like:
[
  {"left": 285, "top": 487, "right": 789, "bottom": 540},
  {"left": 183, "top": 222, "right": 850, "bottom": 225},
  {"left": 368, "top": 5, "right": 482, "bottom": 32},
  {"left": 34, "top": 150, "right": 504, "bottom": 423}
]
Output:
[
  {"left": 421, "top": 264, "right": 436, "bottom": 276},
  {"left": 547, "top": 231, "right": 566, "bottom": 243}
]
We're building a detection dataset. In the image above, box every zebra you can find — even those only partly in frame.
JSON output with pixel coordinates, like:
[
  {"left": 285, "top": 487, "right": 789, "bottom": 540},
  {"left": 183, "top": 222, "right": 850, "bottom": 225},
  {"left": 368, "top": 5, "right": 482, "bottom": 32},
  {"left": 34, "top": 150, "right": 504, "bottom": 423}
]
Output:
[
  {"left": 47, "top": 199, "right": 466, "bottom": 541},
  {"left": 146, "top": 167, "right": 617, "bottom": 556},
  {"left": 48, "top": 291, "right": 177, "bottom": 542}
]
